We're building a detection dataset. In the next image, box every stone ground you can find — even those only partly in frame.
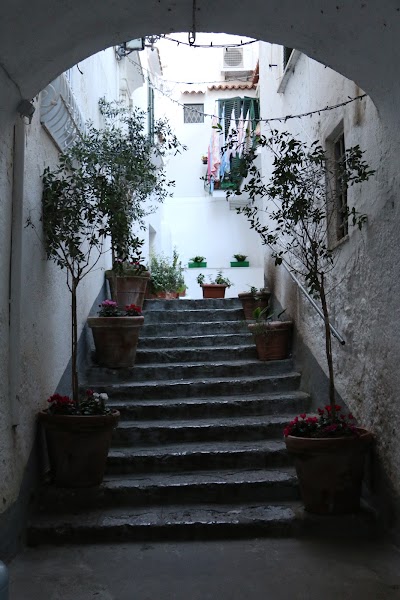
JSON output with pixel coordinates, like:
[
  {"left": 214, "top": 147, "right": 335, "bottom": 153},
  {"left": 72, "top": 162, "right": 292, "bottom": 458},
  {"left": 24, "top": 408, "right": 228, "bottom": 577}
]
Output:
[{"left": 8, "top": 538, "right": 400, "bottom": 600}]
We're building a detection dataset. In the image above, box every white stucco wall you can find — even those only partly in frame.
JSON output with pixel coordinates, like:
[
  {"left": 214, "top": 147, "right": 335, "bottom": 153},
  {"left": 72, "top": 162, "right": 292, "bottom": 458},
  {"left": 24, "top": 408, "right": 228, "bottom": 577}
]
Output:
[
  {"left": 258, "top": 43, "right": 400, "bottom": 498},
  {"left": 0, "top": 48, "right": 138, "bottom": 513},
  {"left": 147, "top": 34, "right": 265, "bottom": 296}
]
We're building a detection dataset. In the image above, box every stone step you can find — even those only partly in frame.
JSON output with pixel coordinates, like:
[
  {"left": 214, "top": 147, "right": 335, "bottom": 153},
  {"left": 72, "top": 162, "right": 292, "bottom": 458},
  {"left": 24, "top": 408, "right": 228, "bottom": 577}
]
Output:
[
  {"left": 34, "top": 468, "right": 298, "bottom": 513},
  {"left": 27, "top": 503, "right": 378, "bottom": 546},
  {"left": 137, "top": 333, "right": 253, "bottom": 349},
  {"left": 135, "top": 345, "right": 257, "bottom": 364},
  {"left": 112, "top": 414, "right": 293, "bottom": 446},
  {"left": 142, "top": 308, "right": 244, "bottom": 324},
  {"left": 107, "top": 440, "right": 290, "bottom": 474},
  {"left": 143, "top": 298, "right": 242, "bottom": 311},
  {"left": 90, "top": 372, "right": 302, "bottom": 401},
  {"left": 107, "top": 391, "right": 310, "bottom": 421},
  {"left": 86, "top": 359, "right": 294, "bottom": 384},
  {"left": 140, "top": 320, "right": 248, "bottom": 337}
]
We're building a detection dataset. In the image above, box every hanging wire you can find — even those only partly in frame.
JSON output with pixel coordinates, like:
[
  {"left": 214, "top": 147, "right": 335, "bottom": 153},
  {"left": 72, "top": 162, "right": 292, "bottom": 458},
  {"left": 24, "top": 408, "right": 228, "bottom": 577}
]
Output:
[
  {"left": 126, "top": 55, "right": 367, "bottom": 125},
  {"left": 163, "top": 35, "right": 259, "bottom": 48}
]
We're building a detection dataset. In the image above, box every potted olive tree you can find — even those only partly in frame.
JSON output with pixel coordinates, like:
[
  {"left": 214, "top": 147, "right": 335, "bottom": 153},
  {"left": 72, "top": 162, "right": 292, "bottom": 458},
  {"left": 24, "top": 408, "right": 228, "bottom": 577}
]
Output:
[
  {"left": 233, "top": 129, "right": 375, "bottom": 513},
  {"left": 35, "top": 156, "right": 120, "bottom": 487},
  {"left": 79, "top": 99, "right": 185, "bottom": 309}
]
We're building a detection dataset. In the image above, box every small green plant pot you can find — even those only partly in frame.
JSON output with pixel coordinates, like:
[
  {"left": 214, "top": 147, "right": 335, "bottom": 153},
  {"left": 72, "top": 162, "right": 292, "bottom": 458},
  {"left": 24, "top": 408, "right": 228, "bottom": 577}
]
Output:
[
  {"left": 230, "top": 261, "right": 249, "bottom": 267},
  {"left": 188, "top": 262, "right": 207, "bottom": 268}
]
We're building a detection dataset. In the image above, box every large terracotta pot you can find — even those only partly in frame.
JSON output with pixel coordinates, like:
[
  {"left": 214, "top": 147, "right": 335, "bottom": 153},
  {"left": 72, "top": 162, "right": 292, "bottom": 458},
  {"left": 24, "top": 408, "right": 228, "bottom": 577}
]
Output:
[
  {"left": 248, "top": 321, "right": 293, "bottom": 360},
  {"left": 201, "top": 284, "right": 227, "bottom": 299},
  {"left": 238, "top": 291, "right": 271, "bottom": 320},
  {"left": 105, "top": 271, "right": 150, "bottom": 309},
  {"left": 285, "top": 428, "right": 373, "bottom": 514},
  {"left": 87, "top": 316, "right": 144, "bottom": 368},
  {"left": 39, "top": 410, "right": 120, "bottom": 487}
]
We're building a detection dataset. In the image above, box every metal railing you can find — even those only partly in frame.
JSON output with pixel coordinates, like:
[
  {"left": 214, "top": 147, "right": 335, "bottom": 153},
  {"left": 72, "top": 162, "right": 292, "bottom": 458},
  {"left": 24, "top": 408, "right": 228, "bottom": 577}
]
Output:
[{"left": 281, "top": 262, "right": 346, "bottom": 345}]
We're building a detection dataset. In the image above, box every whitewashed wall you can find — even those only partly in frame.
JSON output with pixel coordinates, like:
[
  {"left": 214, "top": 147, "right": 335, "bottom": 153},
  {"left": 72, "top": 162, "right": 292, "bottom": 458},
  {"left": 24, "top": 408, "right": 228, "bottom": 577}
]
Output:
[
  {"left": 0, "top": 48, "right": 140, "bottom": 519},
  {"left": 147, "top": 34, "right": 265, "bottom": 296},
  {"left": 258, "top": 43, "right": 400, "bottom": 504}
]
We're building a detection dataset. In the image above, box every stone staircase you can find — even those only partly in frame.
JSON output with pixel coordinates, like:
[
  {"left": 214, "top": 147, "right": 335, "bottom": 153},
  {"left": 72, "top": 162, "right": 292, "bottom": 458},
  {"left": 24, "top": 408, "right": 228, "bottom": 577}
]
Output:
[{"left": 29, "top": 298, "right": 371, "bottom": 544}]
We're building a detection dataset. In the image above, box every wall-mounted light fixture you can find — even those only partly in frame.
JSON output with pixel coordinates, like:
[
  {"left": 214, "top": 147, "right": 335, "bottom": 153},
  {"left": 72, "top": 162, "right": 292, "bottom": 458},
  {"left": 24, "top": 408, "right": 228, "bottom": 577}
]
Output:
[
  {"left": 115, "top": 35, "right": 163, "bottom": 60},
  {"left": 17, "top": 99, "right": 35, "bottom": 124}
]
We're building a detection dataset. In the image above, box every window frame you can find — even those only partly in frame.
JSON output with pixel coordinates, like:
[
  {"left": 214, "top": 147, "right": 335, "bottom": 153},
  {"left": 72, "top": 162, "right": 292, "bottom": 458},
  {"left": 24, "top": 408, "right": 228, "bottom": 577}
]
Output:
[{"left": 325, "top": 125, "right": 349, "bottom": 248}]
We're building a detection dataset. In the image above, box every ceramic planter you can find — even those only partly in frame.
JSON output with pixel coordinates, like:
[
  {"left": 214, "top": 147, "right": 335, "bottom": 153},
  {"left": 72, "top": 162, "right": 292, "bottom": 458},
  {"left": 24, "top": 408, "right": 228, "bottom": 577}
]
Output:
[
  {"left": 201, "top": 284, "right": 228, "bottom": 299},
  {"left": 248, "top": 320, "right": 293, "bottom": 360},
  {"left": 39, "top": 410, "right": 120, "bottom": 487},
  {"left": 285, "top": 428, "right": 373, "bottom": 514},
  {"left": 105, "top": 270, "right": 150, "bottom": 309},
  {"left": 239, "top": 291, "right": 271, "bottom": 320},
  {"left": 88, "top": 316, "right": 144, "bottom": 368}
]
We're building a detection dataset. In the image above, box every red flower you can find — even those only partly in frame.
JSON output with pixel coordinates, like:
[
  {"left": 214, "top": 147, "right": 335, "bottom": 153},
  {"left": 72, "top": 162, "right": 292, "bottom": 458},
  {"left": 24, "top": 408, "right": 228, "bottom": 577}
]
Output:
[
  {"left": 335, "top": 405, "right": 341, "bottom": 412},
  {"left": 300, "top": 413, "right": 306, "bottom": 419},
  {"left": 317, "top": 407, "right": 324, "bottom": 415}
]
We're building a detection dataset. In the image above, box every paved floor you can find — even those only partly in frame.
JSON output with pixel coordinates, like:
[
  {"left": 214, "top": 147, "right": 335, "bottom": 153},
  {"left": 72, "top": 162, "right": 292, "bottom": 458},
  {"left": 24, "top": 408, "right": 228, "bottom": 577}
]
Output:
[{"left": 8, "top": 538, "right": 400, "bottom": 600}]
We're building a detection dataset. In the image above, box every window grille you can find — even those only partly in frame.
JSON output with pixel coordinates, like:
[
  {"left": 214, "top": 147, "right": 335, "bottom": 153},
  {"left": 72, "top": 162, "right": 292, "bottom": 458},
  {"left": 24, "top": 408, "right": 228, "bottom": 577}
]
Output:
[{"left": 183, "top": 104, "right": 204, "bottom": 124}]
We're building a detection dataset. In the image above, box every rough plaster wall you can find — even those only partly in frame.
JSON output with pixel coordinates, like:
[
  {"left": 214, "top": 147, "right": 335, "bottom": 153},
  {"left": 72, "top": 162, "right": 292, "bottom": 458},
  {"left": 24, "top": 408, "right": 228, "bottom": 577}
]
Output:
[
  {"left": 259, "top": 43, "right": 400, "bottom": 500},
  {"left": 0, "top": 51, "right": 119, "bottom": 515},
  {"left": 0, "top": 68, "right": 20, "bottom": 511}
]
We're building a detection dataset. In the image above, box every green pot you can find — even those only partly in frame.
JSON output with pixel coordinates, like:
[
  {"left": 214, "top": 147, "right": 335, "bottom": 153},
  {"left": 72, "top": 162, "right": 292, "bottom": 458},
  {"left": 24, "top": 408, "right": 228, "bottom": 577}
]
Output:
[
  {"left": 188, "top": 262, "right": 207, "bottom": 268},
  {"left": 230, "top": 261, "right": 249, "bottom": 267}
]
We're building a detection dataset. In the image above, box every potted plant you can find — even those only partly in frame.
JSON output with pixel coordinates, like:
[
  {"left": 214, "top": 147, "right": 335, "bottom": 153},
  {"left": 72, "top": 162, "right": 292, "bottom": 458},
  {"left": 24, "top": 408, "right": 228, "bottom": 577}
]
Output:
[
  {"left": 35, "top": 153, "right": 122, "bottom": 488},
  {"left": 197, "top": 271, "right": 233, "bottom": 299},
  {"left": 238, "top": 286, "right": 271, "bottom": 320},
  {"left": 88, "top": 300, "right": 144, "bottom": 367},
  {"left": 231, "top": 253, "right": 249, "bottom": 267},
  {"left": 233, "top": 129, "right": 375, "bottom": 513},
  {"left": 188, "top": 255, "right": 207, "bottom": 268},
  {"left": 106, "top": 253, "right": 150, "bottom": 309},
  {"left": 39, "top": 390, "right": 119, "bottom": 487},
  {"left": 201, "top": 155, "right": 208, "bottom": 165},
  {"left": 248, "top": 307, "right": 293, "bottom": 361},
  {"left": 148, "top": 250, "right": 185, "bottom": 299}
]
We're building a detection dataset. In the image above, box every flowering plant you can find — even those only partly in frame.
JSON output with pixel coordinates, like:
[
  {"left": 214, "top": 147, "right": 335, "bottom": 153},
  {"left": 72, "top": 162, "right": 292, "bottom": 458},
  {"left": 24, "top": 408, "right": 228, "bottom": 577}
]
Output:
[
  {"left": 125, "top": 303, "right": 142, "bottom": 316},
  {"left": 98, "top": 300, "right": 122, "bottom": 317},
  {"left": 47, "top": 389, "right": 111, "bottom": 415},
  {"left": 98, "top": 300, "right": 142, "bottom": 317},
  {"left": 283, "top": 405, "right": 357, "bottom": 438}
]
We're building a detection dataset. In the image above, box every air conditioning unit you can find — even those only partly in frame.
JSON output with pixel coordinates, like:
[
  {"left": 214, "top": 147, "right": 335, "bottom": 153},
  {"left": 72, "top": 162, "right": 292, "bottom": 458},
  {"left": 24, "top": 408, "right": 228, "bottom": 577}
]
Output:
[{"left": 222, "top": 47, "right": 244, "bottom": 70}]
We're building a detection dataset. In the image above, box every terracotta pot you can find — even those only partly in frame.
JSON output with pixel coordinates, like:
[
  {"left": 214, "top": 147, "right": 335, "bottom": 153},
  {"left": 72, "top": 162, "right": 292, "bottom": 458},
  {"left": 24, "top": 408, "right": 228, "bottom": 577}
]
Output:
[
  {"left": 238, "top": 291, "right": 271, "bottom": 320},
  {"left": 39, "top": 410, "right": 120, "bottom": 487},
  {"left": 105, "top": 271, "right": 150, "bottom": 309},
  {"left": 248, "top": 321, "right": 293, "bottom": 360},
  {"left": 201, "top": 284, "right": 227, "bottom": 299},
  {"left": 285, "top": 428, "right": 373, "bottom": 514},
  {"left": 87, "top": 316, "right": 144, "bottom": 368},
  {"left": 154, "top": 291, "right": 179, "bottom": 299}
]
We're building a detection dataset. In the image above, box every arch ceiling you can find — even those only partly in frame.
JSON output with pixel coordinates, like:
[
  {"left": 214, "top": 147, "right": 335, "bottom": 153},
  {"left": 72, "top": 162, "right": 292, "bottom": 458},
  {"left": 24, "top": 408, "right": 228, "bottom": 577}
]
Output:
[{"left": 0, "top": 0, "right": 398, "bottom": 107}]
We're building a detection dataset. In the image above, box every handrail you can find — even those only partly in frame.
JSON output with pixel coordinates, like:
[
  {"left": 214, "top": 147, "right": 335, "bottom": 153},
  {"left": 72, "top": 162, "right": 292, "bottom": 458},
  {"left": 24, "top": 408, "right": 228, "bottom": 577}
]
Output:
[{"left": 281, "top": 262, "right": 346, "bottom": 345}]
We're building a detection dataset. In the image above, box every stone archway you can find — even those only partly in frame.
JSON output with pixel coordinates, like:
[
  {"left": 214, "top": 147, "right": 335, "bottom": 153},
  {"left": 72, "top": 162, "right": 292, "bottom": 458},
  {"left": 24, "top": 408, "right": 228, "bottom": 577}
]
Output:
[{"left": 1, "top": 0, "right": 400, "bottom": 110}]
